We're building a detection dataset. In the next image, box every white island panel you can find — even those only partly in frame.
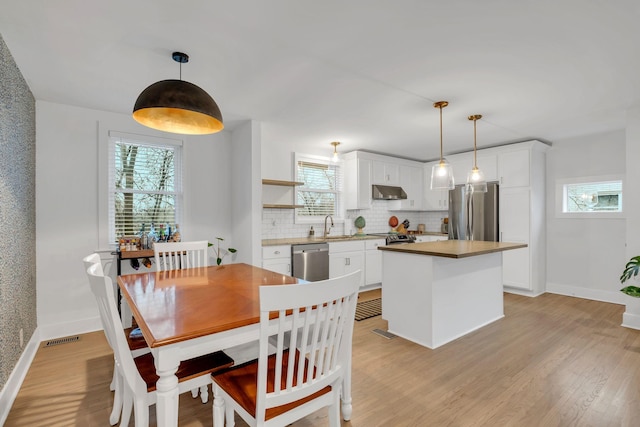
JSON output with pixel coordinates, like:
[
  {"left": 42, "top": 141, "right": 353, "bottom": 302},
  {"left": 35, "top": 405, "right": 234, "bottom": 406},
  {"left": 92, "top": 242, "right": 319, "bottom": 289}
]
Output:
[{"left": 382, "top": 250, "right": 504, "bottom": 349}]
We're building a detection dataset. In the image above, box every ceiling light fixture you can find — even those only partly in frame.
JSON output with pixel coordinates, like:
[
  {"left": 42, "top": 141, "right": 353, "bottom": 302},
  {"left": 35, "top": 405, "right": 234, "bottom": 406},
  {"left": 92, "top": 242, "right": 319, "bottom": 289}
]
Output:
[
  {"left": 430, "top": 101, "right": 454, "bottom": 190},
  {"left": 132, "top": 52, "right": 224, "bottom": 135},
  {"left": 466, "top": 114, "right": 487, "bottom": 193},
  {"left": 331, "top": 141, "right": 341, "bottom": 162}
]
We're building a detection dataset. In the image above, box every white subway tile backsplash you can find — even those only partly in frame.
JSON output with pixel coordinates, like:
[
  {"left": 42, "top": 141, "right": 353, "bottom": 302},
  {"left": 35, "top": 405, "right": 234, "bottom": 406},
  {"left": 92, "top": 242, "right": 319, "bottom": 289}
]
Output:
[{"left": 262, "top": 201, "right": 448, "bottom": 239}]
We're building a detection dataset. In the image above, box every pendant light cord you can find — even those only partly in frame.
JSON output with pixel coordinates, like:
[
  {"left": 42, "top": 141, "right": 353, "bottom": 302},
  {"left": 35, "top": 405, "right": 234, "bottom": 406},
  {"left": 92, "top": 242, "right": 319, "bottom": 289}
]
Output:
[
  {"left": 439, "top": 105, "right": 444, "bottom": 162},
  {"left": 473, "top": 118, "right": 477, "bottom": 168}
]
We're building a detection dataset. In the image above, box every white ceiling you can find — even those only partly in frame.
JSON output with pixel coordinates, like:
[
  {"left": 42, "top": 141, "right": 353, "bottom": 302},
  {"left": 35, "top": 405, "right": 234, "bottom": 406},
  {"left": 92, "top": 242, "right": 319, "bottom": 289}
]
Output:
[{"left": 1, "top": 0, "right": 638, "bottom": 161}]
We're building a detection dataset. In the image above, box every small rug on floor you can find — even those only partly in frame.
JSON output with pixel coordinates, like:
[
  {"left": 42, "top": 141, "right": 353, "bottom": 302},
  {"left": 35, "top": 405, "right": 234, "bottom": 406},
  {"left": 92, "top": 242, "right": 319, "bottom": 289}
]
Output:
[{"left": 355, "top": 298, "right": 381, "bottom": 321}]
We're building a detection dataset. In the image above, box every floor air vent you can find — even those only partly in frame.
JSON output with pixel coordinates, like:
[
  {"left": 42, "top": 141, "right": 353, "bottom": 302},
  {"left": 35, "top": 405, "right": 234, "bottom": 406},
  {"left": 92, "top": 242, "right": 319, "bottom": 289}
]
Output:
[
  {"left": 45, "top": 336, "right": 80, "bottom": 347},
  {"left": 372, "top": 328, "right": 396, "bottom": 339}
]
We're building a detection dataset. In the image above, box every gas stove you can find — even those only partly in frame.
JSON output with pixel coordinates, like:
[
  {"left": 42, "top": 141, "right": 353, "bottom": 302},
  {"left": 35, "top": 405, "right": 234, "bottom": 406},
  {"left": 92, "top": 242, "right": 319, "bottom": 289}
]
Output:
[{"left": 368, "top": 233, "right": 416, "bottom": 245}]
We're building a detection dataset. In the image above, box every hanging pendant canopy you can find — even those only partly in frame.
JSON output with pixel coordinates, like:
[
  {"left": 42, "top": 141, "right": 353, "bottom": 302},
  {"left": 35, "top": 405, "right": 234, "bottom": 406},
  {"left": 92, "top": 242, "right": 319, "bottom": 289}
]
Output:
[
  {"left": 133, "top": 52, "right": 224, "bottom": 135},
  {"left": 430, "top": 101, "right": 455, "bottom": 190},
  {"left": 466, "top": 114, "right": 487, "bottom": 193}
]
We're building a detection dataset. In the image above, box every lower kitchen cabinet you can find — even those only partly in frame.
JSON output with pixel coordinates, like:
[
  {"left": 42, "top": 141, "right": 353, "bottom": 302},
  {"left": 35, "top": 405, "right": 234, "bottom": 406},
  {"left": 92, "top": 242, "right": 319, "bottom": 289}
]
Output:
[
  {"left": 329, "top": 241, "right": 367, "bottom": 288},
  {"left": 364, "top": 239, "right": 385, "bottom": 286},
  {"left": 261, "top": 245, "right": 291, "bottom": 275}
]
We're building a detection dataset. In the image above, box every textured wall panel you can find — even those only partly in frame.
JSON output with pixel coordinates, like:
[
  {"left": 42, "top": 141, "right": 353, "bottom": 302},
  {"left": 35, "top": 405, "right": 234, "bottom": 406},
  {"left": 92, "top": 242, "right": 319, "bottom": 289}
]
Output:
[{"left": 0, "top": 33, "right": 36, "bottom": 389}]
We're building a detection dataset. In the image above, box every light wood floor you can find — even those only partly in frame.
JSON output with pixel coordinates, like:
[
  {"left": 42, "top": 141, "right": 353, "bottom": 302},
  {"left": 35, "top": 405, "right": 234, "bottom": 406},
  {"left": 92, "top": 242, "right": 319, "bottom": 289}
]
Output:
[{"left": 7, "top": 292, "right": 640, "bottom": 426}]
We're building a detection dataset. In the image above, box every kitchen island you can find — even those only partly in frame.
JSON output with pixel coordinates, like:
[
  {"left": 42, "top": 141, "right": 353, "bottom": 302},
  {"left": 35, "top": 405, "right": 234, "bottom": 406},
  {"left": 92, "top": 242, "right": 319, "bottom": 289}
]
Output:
[{"left": 378, "top": 240, "right": 527, "bottom": 349}]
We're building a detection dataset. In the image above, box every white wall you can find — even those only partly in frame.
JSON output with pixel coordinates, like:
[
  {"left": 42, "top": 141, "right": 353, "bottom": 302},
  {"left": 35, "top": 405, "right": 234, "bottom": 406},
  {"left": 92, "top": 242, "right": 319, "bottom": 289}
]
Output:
[
  {"left": 545, "top": 129, "right": 627, "bottom": 303},
  {"left": 35, "top": 101, "right": 235, "bottom": 339}
]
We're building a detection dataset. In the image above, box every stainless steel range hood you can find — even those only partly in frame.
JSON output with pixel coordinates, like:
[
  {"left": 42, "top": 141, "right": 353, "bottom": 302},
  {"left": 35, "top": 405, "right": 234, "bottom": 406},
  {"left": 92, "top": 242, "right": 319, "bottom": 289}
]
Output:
[{"left": 372, "top": 184, "right": 407, "bottom": 200}]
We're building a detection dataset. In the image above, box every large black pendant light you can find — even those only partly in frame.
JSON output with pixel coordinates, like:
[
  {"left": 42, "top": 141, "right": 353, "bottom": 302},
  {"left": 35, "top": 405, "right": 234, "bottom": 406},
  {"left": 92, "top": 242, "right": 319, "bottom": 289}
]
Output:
[{"left": 133, "top": 52, "right": 224, "bottom": 135}]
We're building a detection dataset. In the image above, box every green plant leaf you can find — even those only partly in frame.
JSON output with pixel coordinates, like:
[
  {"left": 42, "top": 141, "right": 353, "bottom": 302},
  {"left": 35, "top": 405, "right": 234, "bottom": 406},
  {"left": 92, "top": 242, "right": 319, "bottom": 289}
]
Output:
[
  {"left": 620, "top": 286, "right": 640, "bottom": 298},
  {"left": 228, "top": 248, "right": 237, "bottom": 253},
  {"left": 208, "top": 242, "right": 213, "bottom": 247},
  {"left": 620, "top": 256, "right": 640, "bottom": 284},
  {"left": 216, "top": 237, "right": 224, "bottom": 241},
  {"left": 216, "top": 257, "right": 222, "bottom": 265}
]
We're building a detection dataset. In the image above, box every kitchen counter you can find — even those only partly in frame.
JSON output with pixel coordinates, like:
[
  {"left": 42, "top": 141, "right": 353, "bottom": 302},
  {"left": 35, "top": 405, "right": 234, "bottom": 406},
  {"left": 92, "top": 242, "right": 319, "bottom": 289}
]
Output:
[
  {"left": 377, "top": 240, "right": 527, "bottom": 258},
  {"left": 381, "top": 239, "right": 528, "bottom": 349},
  {"left": 262, "top": 232, "right": 447, "bottom": 246}
]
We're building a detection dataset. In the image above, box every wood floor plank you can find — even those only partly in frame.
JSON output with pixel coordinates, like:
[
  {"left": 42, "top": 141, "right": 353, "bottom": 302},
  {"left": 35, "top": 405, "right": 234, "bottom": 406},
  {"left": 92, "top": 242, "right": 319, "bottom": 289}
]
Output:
[{"left": 6, "top": 292, "right": 640, "bottom": 426}]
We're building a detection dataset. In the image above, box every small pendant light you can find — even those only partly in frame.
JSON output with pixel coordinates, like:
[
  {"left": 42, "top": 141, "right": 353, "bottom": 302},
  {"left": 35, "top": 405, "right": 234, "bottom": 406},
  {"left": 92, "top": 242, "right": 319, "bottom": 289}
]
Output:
[
  {"left": 133, "top": 52, "right": 224, "bottom": 135},
  {"left": 331, "top": 141, "right": 341, "bottom": 162},
  {"left": 430, "top": 101, "right": 455, "bottom": 190},
  {"left": 466, "top": 114, "right": 487, "bottom": 193}
]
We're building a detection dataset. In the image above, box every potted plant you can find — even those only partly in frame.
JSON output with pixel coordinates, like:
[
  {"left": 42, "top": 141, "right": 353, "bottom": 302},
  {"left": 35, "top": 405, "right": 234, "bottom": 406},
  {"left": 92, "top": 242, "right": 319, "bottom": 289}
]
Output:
[
  {"left": 620, "top": 256, "right": 640, "bottom": 296},
  {"left": 208, "top": 237, "right": 237, "bottom": 265}
]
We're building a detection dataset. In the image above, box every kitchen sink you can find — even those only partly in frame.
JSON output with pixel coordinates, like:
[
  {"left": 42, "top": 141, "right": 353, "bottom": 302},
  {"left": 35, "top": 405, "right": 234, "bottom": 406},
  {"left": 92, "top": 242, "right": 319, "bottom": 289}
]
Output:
[{"left": 323, "top": 235, "right": 357, "bottom": 240}]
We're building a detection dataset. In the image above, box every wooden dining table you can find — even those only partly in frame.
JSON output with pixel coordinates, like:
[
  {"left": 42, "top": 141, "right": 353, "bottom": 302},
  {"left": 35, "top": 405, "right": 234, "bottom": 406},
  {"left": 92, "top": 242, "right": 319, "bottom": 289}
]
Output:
[{"left": 117, "top": 263, "right": 354, "bottom": 427}]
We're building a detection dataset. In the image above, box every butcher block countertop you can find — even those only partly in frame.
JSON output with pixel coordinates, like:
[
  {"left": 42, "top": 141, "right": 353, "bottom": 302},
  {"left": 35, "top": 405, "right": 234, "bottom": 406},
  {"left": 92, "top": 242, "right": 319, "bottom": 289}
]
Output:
[{"left": 377, "top": 240, "right": 527, "bottom": 259}]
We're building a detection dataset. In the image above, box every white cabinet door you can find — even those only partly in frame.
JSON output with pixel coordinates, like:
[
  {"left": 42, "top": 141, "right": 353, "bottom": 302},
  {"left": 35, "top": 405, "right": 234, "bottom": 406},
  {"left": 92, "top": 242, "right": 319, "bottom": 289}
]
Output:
[
  {"left": 449, "top": 154, "right": 472, "bottom": 187},
  {"left": 262, "top": 258, "right": 291, "bottom": 275},
  {"left": 398, "top": 165, "right": 423, "bottom": 210},
  {"left": 372, "top": 160, "right": 400, "bottom": 185},
  {"left": 330, "top": 251, "right": 364, "bottom": 284},
  {"left": 499, "top": 187, "right": 531, "bottom": 290},
  {"left": 498, "top": 150, "right": 530, "bottom": 187},
  {"left": 364, "top": 239, "right": 384, "bottom": 286},
  {"left": 262, "top": 245, "right": 292, "bottom": 275},
  {"left": 477, "top": 153, "right": 498, "bottom": 182},
  {"left": 344, "top": 157, "right": 371, "bottom": 210}
]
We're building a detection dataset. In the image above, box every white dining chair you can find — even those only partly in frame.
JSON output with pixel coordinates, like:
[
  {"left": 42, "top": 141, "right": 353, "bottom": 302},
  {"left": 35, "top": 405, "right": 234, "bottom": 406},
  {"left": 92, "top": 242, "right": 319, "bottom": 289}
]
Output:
[
  {"left": 85, "top": 262, "right": 234, "bottom": 427},
  {"left": 153, "top": 240, "right": 209, "bottom": 271},
  {"left": 83, "top": 253, "right": 149, "bottom": 425},
  {"left": 212, "top": 270, "right": 361, "bottom": 427}
]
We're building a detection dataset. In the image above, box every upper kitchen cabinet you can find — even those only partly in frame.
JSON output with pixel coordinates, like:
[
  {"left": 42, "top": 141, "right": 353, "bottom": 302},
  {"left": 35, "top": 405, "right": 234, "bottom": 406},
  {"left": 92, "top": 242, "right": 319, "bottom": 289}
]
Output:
[
  {"left": 448, "top": 152, "right": 472, "bottom": 186},
  {"left": 343, "top": 152, "right": 371, "bottom": 210},
  {"left": 372, "top": 160, "right": 400, "bottom": 186},
  {"left": 498, "top": 149, "right": 530, "bottom": 187},
  {"left": 391, "top": 165, "right": 424, "bottom": 211}
]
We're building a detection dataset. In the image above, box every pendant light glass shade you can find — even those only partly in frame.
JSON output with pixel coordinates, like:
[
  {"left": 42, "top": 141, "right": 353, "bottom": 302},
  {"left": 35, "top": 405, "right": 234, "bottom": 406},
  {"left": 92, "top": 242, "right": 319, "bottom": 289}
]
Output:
[
  {"left": 132, "top": 52, "right": 224, "bottom": 135},
  {"left": 466, "top": 114, "right": 487, "bottom": 193},
  {"left": 430, "top": 101, "right": 455, "bottom": 190},
  {"left": 331, "top": 141, "right": 341, "bottom": 162}
]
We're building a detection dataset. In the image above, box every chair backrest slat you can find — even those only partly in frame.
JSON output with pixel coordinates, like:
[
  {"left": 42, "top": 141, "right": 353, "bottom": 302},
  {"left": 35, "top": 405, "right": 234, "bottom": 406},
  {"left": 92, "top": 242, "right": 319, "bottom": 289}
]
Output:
[
  {"left": 256, "top": 270, "right": 360, "bottom": 419},
  {"left": 153, "top": 240, "right": 209, "bottom": 271}
]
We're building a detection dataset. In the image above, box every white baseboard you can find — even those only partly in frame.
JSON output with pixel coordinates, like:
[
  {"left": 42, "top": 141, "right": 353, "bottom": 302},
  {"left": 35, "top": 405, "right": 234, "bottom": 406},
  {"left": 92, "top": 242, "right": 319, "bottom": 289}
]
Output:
[
  {"left": 0, "top": 328, "right": 41, "bottom": 425},
  {"left": 621, "top": 311, "right": 640, "bottom": 330},
  {"left": 545, "top": 282, "right": 625, "bottom": 305},
  {"left": 504, "top": 287, "right": 544, "bottom": 297}
]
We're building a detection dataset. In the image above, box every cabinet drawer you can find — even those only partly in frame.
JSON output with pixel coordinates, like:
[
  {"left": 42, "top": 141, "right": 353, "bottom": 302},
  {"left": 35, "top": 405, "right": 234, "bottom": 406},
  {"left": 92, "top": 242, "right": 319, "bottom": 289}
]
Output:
[
  {"left": 262, "top": 245, "right": 291, "bottom": 259},
  {"left": 365, "top": 239, "right": 385, "bottom": 250},
  {"left": 329, "top": 241, "right": 365, "bottom": 253}
]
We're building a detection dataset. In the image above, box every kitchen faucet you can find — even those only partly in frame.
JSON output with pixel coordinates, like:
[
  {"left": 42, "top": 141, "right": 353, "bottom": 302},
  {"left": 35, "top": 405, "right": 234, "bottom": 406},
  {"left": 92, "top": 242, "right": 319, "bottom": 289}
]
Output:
[{"left": 324, "top": 215, "right": 334, "bottom": 238}]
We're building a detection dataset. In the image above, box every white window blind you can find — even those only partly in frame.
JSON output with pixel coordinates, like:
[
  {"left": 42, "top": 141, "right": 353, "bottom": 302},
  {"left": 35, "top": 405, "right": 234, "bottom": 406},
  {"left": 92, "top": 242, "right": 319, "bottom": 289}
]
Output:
[
  {"left": 295, "top": 155, "right": 342, "bottom": 220},
  {"left": 108, "top": 134, "right": 182, "bottom": 243}
]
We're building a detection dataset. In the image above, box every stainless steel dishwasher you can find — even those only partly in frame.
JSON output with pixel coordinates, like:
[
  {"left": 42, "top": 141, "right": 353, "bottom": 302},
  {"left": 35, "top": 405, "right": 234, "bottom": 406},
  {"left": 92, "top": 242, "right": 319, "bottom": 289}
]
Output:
[{"left": 291, "top": 243, "right": 329, "bottom": 281}]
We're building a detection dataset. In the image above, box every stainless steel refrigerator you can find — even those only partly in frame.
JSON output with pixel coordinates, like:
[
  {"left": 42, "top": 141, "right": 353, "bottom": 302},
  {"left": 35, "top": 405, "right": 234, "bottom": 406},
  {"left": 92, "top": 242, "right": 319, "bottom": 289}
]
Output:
[{"left": 448, "top": 182, "right": 499, "bottom": 241}]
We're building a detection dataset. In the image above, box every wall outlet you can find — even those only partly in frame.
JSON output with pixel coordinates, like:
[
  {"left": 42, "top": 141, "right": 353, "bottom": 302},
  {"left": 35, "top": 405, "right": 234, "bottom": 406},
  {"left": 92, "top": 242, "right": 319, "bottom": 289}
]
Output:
[{"left": 19, "top": 328, "right": 24, "bottom": 348}]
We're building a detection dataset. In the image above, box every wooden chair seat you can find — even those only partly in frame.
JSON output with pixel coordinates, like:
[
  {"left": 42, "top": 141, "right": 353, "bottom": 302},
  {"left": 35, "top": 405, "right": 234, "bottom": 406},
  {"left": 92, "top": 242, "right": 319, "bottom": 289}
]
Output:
[
  {"left": 125, "top": 327, "right": 148, "bottom": 351},
  {"left": 213, "top": 350, "right": 331, "bottom": 421},
  {"left": 135, "top": 351, "right": 234, "bottom": 392}
]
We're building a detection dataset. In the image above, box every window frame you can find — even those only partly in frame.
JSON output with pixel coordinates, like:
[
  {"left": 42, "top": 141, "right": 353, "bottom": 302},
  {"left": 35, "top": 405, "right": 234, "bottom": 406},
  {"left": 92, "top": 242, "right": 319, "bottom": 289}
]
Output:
[
  {"left": 294, "top": 153, "right": 344, "bottom": 224},
  {"left": 98, "top": 129, "right": 184, "bottom": 249},
  {"left": 555, "top": 175, "right": 624, "bottom": 219}
]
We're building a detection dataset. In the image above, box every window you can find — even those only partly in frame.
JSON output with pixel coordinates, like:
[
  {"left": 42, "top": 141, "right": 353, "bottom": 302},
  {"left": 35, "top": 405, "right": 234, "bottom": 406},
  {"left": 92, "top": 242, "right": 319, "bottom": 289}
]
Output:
[
  {"left": 295, "top": 154, "right": 342, "bottom": 222},
  {"left": 556, "top": 176, "right": 623, "bottom": 218},
  {"left": 108, "top": 134, "right": 182, "bottom": 243}
]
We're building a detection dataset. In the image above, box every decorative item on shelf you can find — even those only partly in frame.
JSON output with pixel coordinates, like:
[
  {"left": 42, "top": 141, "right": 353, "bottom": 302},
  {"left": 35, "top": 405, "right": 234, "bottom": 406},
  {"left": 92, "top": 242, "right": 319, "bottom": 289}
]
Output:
[
  {"left": 133, "top": 51, "right": 224, "bottom": 135},
  {"left": 331, "top": 141, "right": 341, "bottom": 162},
  {"left": 466, "top": 114, "right": 487, "bottom": 193},
  {"left": 354, "top": 216, "right": 366, "bottom": 236},
  {"left": 208, "top": 237, "right": 238, "bottom": 265},
  {"left": 430, "top": 101, "right": 455, "bottom": 190}
]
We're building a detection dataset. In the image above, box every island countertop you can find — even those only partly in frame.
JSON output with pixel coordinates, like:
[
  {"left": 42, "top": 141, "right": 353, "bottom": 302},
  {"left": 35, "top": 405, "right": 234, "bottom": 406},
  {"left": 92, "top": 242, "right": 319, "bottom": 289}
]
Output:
[{"left": 377, "top": 240, "right": 527, "bottom": 259}]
